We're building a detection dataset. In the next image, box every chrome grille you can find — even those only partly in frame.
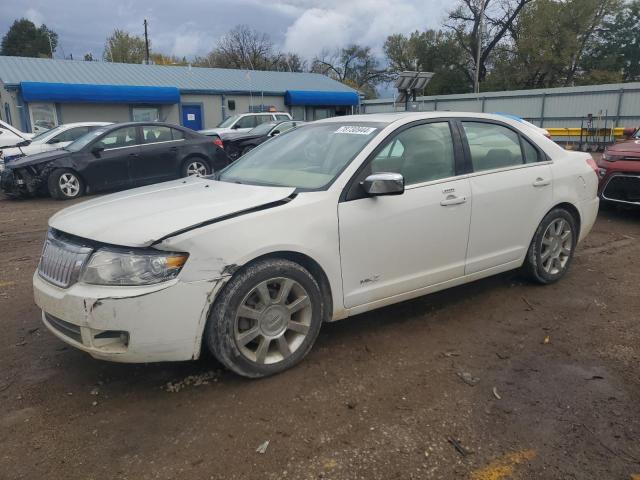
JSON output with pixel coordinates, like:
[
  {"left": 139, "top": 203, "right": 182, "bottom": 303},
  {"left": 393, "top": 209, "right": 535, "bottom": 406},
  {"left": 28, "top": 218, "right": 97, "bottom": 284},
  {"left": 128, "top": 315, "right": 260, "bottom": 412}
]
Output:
[{"left": 38, "top": 231, "right": 93, "bottom": 288}]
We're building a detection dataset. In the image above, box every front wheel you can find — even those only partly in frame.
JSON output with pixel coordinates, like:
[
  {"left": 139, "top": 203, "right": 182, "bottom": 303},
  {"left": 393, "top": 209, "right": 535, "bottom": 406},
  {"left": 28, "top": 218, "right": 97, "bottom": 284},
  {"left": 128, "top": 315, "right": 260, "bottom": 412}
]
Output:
[
  {"left": 182, "top": 158, "right": 211, "bottom": 177},
  {"left": 206, "top": 259, "right": 324, "bottom": 378},
  {"left": 48, "top": 168, "right": 85, "bottom": 200},
  {"left": 523, "top": 208, "right": 577, "bottom": 284}
]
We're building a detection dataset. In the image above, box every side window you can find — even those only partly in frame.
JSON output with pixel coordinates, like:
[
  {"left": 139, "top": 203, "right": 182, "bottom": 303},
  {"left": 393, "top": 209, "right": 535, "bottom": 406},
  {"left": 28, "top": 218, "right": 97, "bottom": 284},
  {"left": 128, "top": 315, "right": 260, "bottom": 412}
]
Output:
[
  {"left": 272, "top": 122, "right": 295, "bottom": 135},
  {"left": 255, "top": 115, "right": 272, "bottom": 125},
  {"left": 462, "top": 122, "right": 525, "bottom": 171},
  {"left": 522, "top": 138, "right": 541, "bottom": 163},
  {"left": 97, "top": 127, "right": 139, "bottom": 149},
  {"left": 368, "top": 122, "right": 455, "bottom": 186},
  {"left": 142, "top": 125, "right": 172, "bottom": 143},
  {"left": 275, "top": 114, "right": 290, "bottom": 121},
  {"left": 50, "top": 126, "right": 90, "bottom": 143},
  {"left": 171, "top": 128, "right": 185, "bottom": 140},
  {"left": 235, "top": 116, "right": 256, "bottom": 129}
]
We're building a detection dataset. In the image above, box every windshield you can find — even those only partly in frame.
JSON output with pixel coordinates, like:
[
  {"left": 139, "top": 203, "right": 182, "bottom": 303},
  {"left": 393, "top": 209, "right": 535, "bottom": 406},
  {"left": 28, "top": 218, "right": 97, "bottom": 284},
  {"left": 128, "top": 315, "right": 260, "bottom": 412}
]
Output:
[
  {"left": 218, "top": 123, "right": 383, "bottom": 189},
  {"left": 31, "top": 125, "right": 64, "bottom": 143},
  {"left": 66, "top": 126, "right": 111, "bottom": 152},
  {"left": 249, "top": 122, "right": 277, "bottom": 136},
  {"left": 217, "top": 115, "right": 240, "bottom": 128}
]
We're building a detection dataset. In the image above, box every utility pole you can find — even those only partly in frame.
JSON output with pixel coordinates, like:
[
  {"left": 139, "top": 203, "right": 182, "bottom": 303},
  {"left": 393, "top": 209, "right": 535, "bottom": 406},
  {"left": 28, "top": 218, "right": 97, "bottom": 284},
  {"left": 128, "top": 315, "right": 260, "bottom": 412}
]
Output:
[
  {"left": 474, "top": 1, "right": 486, "bottom": 94},
  {"left": 143, "top": 19, "right": 150, "bottom": 64}
]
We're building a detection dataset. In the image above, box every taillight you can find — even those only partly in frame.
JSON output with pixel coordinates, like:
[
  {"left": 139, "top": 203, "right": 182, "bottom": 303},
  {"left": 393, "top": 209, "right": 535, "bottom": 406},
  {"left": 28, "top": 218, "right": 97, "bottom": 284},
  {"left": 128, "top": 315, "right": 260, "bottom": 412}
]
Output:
[
  {"left": 586, "top": 157, "right": 598, "bottom": 173},
  {"left": 213, "top": 137, "right": 223, "bottom": 149}
]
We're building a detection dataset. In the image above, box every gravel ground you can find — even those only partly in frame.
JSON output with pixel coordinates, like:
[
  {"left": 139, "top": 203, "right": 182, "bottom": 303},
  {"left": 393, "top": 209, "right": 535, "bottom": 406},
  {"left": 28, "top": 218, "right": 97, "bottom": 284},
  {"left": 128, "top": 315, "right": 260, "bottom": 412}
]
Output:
[{"left": 1, "top": 193, "right": 639, "bottom": 480}]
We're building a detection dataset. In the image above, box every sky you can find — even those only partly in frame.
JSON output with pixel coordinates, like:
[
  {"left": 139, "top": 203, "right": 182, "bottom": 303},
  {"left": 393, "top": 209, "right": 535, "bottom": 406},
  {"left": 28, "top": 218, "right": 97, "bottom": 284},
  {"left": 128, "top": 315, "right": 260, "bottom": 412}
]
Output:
[{"left": 0, "top": 0, "right": 450, "bottom": 61}]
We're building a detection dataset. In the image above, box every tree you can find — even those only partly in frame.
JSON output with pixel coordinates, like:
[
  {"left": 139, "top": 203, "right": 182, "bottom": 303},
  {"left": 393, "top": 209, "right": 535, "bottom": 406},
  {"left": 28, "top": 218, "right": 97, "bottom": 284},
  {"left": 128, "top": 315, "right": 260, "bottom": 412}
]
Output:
[
  {"left": 311, "top": 45, "right": 389, "bottom": 98},
  {"left": 581, "top": 0, "right": 640, "bottom": 83},
  {"left": 149, "top": 53, "right": 188, "bottom": 66},
  {"left": 103, "top": 30, "right": 146, "bottom": 63},
  {"left": 1, "top": 18, "right": 57, "bottom": 58},
  {"left": 384, "top": 30, "right": 472, "bottom": 94},
  {"left": 482, "top": 0, "right": 624, "bottom": 90},
  {"left": 446, "top": 0, "right": 533, "bottom": 84},
  {"left": 83, "top": 52, "right": 94, "bottom": 61}
]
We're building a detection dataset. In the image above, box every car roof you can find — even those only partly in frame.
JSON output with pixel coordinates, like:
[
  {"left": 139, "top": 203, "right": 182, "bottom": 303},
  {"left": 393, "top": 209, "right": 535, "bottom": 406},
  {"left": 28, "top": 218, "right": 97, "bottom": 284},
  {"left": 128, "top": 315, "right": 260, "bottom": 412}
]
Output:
[
  {"left": 314, "top": 111, "right": 537, "bottom": 125},
  {"left": 55, "top": 122, "right": 113, "bottom": 129}
]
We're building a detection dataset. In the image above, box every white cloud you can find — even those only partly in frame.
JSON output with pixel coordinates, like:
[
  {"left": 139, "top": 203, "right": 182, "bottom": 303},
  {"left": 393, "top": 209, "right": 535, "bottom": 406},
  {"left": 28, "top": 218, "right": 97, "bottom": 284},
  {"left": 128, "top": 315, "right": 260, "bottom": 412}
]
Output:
[{"left": 25, "top": 7, "right": 44, "bottom": 26}]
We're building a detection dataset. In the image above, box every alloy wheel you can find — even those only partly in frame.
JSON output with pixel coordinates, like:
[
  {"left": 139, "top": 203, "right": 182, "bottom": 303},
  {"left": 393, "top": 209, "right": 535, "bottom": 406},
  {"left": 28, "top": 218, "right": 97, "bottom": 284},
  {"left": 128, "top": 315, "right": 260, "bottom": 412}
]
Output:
[
  {"left": 58, "top": 173, "right": 80, "bottom": 197},
  {"left": 186, "top": 161, "right": 208, "bottom": 176},
  {"left": 540, "top": 218, "right": 573, "bottom": 275},
  {"left": 234, "top": 277, "right": 312, "bottom": 365}
]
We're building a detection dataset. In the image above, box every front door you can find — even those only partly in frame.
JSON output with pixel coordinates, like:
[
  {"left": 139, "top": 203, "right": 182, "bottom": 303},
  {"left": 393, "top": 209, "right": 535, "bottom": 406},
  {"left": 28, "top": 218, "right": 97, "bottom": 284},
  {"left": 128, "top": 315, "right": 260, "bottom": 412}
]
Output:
[
  {"left": 338, "top": 121, "right": 472, "bottom": 309},
  {"left": 82, "top": 126, "right": 140, "bottom": 190},
  {"left": 181, "top": 105, "right": 202, "bottom": 131},
  {"left": 459, "top": 121, "right": 554, "bottom": 274}
]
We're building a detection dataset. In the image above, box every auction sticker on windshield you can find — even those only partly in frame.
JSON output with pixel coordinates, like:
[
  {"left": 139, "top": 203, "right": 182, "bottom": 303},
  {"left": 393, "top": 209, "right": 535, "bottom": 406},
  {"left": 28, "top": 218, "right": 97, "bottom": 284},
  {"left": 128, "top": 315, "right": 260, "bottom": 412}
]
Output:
[{"left": 335, "top": 126, "right": 377, "bottom": 135}]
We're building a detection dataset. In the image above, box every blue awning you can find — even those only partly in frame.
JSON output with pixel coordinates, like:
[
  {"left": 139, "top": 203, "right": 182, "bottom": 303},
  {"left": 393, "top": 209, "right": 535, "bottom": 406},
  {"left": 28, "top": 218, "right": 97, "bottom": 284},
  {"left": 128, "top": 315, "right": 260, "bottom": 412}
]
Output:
[
  {"left": 285, "top": 90, "right": 359, "bottom": 106},
  {"left": 20, "top": 82, "right": 180, "bottom": 104}
]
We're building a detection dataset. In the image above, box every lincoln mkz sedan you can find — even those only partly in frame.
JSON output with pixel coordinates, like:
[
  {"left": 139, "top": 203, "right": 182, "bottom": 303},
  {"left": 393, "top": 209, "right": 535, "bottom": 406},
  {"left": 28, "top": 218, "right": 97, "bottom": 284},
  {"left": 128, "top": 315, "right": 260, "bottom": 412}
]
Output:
[{"left": 33, "top": 113, "right": 599, "bottom": 377}]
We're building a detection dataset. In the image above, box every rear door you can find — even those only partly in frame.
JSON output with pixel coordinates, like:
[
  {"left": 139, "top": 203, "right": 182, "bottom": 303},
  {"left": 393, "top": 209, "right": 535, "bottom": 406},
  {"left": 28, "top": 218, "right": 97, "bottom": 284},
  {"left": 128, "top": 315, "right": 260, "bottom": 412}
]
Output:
[
  {"left": 460, "top": 120, "right": 553, "bottom": 274},
  {"left": 130, "top": 125, "right": 183, "bottom": 185},
  {"left": 81, "top": 126, "right": 140, "bottom": 190}
]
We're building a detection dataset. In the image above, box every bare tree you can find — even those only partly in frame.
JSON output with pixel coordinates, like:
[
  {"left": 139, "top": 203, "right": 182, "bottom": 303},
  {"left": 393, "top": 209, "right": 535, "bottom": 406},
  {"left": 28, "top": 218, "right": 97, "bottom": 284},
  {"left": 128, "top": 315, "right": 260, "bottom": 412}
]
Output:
[
  {"left": 446, "top": 0, "right": 533, "bottom": 83},
  {"left": 311, "top": 45, "right": 390, "bottom": 98}
]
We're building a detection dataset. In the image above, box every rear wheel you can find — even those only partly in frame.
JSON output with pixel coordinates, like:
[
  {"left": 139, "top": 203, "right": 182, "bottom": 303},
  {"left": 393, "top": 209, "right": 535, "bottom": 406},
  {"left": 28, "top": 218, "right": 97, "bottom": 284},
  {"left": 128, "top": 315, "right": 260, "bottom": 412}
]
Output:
[
  {"left": 48, "top": 168, "right": 85, "bottom": 200},
  {"left": 523, "top": 208, "right": 577, "bottom": 284},
  {"left": 182, "top": 158, "right": 211, "bottom": 177},
  {"left": 206, "top": 259, "right": 324, "bottom": 378}
]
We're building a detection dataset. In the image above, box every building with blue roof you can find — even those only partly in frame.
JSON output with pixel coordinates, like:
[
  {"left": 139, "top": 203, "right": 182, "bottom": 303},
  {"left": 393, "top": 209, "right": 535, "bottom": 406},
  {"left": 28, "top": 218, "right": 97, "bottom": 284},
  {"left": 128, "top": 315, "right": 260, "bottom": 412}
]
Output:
[{"left": 0, "top": 56, "right": 360, "bottom": 133}]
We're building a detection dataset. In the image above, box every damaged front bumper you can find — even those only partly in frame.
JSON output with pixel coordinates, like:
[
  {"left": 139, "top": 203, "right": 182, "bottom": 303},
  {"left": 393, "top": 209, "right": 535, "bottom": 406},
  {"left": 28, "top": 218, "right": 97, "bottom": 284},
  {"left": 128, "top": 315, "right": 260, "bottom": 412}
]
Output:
[
  {"left": 0, "top": 166, "right": 46, "bottom": 197},
  {"left": 33, "top": 273, "right": 223, "bottom": 363}
]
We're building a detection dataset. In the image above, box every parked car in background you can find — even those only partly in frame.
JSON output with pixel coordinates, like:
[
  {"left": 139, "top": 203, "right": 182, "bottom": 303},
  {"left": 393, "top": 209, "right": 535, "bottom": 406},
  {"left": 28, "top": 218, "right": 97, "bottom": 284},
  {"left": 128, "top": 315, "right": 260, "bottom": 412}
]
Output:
[
  {"left": 0, "top": 119, "right": 34, "bottom": 149},
  {"left": 1, "top": 122, "right": 229, "bottom": 200},
  {"left": 221, "top": 120, "right": 305, "bottom": 160},
  {"left": 1, "top": 122, "right": 112, "bottom": 163},
  {"left": 200, "top": 112, "right": 292, "bottom": 138},
  {"left": 597, "top": 126, "right": 640, "bottom": 206},
  {"left": 32, "top": 112, "right": 598, "bottom": 377}
]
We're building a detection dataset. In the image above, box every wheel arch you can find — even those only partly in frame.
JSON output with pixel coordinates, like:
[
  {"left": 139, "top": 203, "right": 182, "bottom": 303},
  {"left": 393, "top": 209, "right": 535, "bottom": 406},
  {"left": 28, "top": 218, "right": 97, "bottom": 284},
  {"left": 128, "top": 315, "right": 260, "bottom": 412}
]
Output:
[
  {"left": 550, "top": 201, "right": 581, "bottom": 232},
  {"left": 237, "top": 251, "right": 333, "bottom": 322}
]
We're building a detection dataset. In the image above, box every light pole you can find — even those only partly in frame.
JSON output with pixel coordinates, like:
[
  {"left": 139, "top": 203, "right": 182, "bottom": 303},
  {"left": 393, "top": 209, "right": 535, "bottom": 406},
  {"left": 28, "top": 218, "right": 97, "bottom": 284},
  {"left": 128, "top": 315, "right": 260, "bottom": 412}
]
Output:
[{"left": 474, "top": 0, "right": 486, "bottom": 94}]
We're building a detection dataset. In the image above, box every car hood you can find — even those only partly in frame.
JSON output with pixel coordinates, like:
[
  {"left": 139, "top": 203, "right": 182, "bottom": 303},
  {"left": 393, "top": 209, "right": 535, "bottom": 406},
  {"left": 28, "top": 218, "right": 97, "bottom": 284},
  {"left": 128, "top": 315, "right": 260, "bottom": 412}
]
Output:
[
  {"left": 607, "top": 139, "right": 640, "bottom": 157},
  {"left": 6, "top": 149, "right": 70, "bottom": 168},
  {"left": 49, "top": 177, "right": 296, "bottom": 247}
]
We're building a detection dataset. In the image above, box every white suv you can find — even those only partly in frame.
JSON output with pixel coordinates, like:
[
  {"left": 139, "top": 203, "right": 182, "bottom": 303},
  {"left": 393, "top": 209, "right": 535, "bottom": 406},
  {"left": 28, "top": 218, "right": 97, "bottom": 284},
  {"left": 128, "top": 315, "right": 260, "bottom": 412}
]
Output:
[{"left": 200, "top": 112, "right": 292, "bottom": 137}]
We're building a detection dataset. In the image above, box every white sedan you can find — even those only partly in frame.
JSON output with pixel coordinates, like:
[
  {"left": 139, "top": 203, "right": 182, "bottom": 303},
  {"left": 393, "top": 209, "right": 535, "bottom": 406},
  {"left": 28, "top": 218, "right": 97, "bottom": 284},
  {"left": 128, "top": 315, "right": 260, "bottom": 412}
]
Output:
[
  {"left": 33, "top": 112, "right": 599, "bottom": 377},
  {"left": 1, "top": 122, "right": 112, "bottom": 162}
]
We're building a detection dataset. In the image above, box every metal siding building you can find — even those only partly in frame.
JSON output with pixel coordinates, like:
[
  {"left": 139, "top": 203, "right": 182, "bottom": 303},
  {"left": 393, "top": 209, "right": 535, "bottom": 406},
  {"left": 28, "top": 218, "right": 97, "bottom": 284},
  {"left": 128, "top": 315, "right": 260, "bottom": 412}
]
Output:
[
  {"left": 361, "top": 83, "right": 640, "bottom": 129},
  {"left": 0, "top": 56, "right": 359, "bottom": 133}
]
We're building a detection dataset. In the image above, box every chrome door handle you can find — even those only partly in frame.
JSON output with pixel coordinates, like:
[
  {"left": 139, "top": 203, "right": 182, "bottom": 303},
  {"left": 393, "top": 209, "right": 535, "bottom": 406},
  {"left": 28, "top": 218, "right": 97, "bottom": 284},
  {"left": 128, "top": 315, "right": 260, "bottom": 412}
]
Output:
[
  {"left": 440, "top": 195, "right": 466, "bottom": 206},
  {"left": 533, "top": 178, "right": 550, "bottom": 187}
]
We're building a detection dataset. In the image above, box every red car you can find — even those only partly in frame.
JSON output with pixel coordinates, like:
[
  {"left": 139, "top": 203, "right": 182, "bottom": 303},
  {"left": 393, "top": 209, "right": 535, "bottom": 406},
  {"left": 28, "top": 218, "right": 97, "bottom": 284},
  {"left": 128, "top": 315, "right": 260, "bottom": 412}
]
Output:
[{"left": 597, "top": 127, "right": 640, "bottom": 206}]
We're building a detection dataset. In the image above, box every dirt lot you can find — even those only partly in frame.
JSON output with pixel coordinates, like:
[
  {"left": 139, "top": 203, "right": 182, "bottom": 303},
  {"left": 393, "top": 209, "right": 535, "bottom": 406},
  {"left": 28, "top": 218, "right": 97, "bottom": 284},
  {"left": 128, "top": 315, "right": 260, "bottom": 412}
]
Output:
[{"left": 1, "top": 193, "right": 639, "bottom": 480}]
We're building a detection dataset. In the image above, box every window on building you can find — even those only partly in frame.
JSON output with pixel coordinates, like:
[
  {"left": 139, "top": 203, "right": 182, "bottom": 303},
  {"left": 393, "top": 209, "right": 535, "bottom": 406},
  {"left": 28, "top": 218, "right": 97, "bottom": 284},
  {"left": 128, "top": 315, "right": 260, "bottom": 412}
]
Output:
[
  {"left": 132, "top": 107, "right": 159, "bottom": 122},
  {"left": 29, "top": 103, "right": 58, "bottom": 133}
]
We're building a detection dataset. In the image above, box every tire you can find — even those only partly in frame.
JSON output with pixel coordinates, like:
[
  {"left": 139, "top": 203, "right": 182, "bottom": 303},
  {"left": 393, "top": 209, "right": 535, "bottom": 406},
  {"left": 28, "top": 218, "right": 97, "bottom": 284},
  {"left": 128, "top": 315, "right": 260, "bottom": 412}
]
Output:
[
  {"left": 523, "top": 208, "right": 578, "bottom": 284},
  {"left": 182, "top": 158, "right": 211, "bottom": 177},
  {"left": 206, "top": 258, "right": 324, "bottom": 378},
  {"left": 48, "top": 168, "right": 85, "bottom": 200}
]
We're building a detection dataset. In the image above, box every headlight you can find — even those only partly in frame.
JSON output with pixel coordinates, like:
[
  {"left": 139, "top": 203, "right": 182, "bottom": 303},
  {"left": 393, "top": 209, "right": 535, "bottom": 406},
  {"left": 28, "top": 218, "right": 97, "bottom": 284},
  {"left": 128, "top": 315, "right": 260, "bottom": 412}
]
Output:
[
  {"left": 80, "top": 249, "right": 189, "bottom": 286},
  {"left": 602, "top": 152, "right": 622, "bottom": 162}
]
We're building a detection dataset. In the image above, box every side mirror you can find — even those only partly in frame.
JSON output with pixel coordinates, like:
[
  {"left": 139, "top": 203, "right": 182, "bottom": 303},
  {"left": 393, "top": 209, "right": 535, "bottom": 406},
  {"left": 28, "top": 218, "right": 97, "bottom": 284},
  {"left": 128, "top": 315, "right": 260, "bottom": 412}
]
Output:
[
  {"left": 361, "top": 172, "right": 404, "bottom": 196},
  {"left": 271, "top": 130, "right": 281, "bottom": 136},
  {"left": 232, "top": 123, "right": 241, "bottom": 130},
  {"left": 91, "top": 146, "right": 104, "bottom": 156},
  {"left": 17, "top": 140, "right": 31, "bottom": 147}
]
